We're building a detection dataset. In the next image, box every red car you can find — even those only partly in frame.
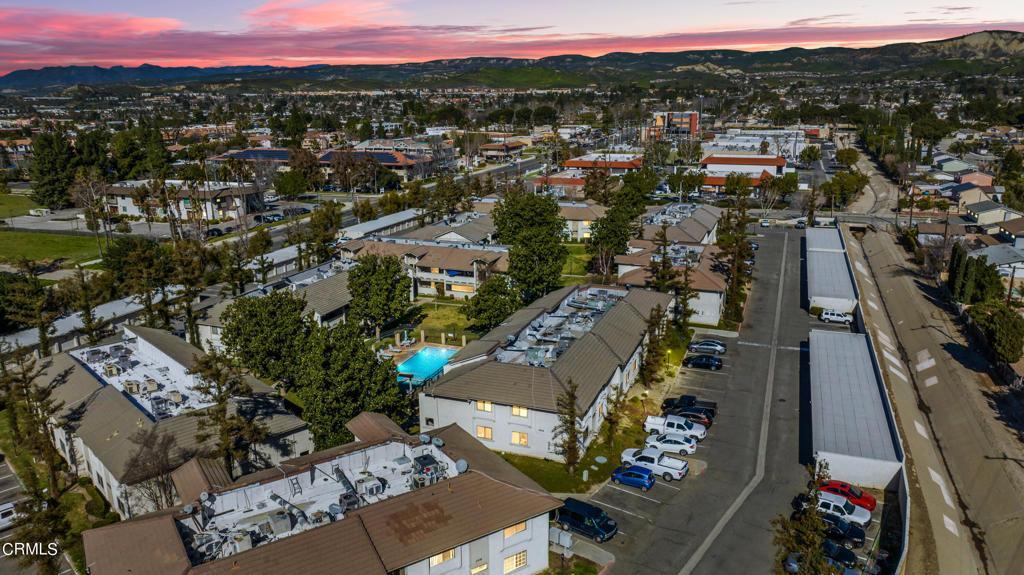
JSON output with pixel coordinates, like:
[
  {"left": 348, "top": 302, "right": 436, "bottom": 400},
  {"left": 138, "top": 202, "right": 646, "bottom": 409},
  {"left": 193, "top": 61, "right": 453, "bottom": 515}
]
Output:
[{"left": 818, "top": 481, "right": 877, "bottom": 512}]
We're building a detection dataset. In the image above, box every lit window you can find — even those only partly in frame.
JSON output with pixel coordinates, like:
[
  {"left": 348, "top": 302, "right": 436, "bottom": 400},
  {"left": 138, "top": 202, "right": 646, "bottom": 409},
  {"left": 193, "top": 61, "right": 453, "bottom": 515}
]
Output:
[
  {"left": 470, "top": 564, "right": 489, "bottom": 575},
  {"left": 476, "top": 425, "right": 493, "bottom": 440},
  {"left": 511, "top": 405, "right": 529, "bottom": 418},
  {"left": 476, "top": 400, "right": 493, "bottom": 412},
  {"left": 503, "top": 551, "right": 527, "bottom": 573},
  {"left": 430, "top": 548, "right": 456, "bottom": 567},
  {"left": 503, "top": 522, "right": 527, "bottom": 538},
  {"left": 511, "top": 431, "right": 529, "bottom": 447}
]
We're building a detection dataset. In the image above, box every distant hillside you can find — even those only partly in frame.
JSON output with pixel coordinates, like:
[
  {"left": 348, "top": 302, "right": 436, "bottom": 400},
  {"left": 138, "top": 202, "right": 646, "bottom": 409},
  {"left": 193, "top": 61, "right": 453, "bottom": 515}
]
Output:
[{"left": 2, "top": 30, "right": 1022, "bottom": 90}]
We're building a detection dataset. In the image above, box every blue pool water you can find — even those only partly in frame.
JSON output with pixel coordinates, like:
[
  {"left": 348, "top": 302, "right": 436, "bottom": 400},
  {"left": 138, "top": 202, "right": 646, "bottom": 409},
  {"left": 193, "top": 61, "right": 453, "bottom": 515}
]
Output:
[{"left": 396, "top": 346, "right": 458, "bottom": 387}]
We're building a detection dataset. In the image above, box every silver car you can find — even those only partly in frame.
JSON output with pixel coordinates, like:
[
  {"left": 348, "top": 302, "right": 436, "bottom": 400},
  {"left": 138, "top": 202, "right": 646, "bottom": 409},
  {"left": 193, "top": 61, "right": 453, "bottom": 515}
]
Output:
[
  {"left": 645, "top": 433, "right": 697, "bottom": 455},
  {"left": 687, "top": 339, "right": 727, "bottom": 355}
]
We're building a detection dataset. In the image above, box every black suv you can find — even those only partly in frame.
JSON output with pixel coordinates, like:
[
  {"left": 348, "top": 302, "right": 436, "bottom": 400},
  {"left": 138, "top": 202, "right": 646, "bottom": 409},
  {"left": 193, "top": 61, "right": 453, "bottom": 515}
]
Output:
[{"left": 555, "top": 498, "right": 618, "bottom": 543}]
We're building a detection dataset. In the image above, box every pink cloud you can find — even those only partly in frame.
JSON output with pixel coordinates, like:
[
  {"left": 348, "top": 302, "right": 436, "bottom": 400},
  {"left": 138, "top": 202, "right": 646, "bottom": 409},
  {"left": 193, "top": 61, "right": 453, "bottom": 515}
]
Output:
[{"left": 0, "top": 6, "right": 1021, "bottom": 75}]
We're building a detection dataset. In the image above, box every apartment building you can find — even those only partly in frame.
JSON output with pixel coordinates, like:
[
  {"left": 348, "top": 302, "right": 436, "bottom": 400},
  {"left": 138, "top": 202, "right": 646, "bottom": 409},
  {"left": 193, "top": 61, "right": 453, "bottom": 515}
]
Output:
[{"left": 106, "top": 180, "right": 264, "bottom": 222}]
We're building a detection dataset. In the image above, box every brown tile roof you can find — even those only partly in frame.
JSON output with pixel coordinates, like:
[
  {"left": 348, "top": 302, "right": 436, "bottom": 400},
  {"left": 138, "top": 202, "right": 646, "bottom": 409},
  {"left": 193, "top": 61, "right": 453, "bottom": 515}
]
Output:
[
  {"left": 296, "top": 271, "right": 352, "bottom": 318},
  {"left": 563, "top": 157, "right": 643, "bottom": 170},
  {"left": 342, "top": 239, "right": 508, "bottom": 273},
  {"left": 83, "top": 511, "right": 191, "bottom": 575},
  {"left": 701, "top": 154, "right": 787, "bottom": 167},
  {"left": 430, "top": 424, "right": 544, "bottom": 491},
  {"left": 426, "top": 360, "right": 561, "bottom": 412},
  {"left": 345, "top": 411, "right": 409, "bottom": 443},
  {"left": 999, "top": 218, "right": 1024, "bottom": 236}
]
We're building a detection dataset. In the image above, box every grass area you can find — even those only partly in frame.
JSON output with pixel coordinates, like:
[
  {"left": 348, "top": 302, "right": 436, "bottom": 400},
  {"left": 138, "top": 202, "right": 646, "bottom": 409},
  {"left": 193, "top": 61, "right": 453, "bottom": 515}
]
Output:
[
  {"left": 561, "top": 243, "right": 592, "bottom": 276},
  {"left": 500, "top": 395, "right": 656, "bottom": 493},
  {"left": 0, "top": 230, "right": 101, "bottom": 264},
  {"left": 405, "top": 299, "right": 480, "bottom": 345},
  {"left": 0, "top": 194, "right": 41, "bottom": 218},
  {"left": 542, "top": 552, "right": 600, "bottom": 575},
  {"left": 560, "top": 274, "right": 591, "bottom": 287},
  {"left": 0, "top": 410, "right": 115, "bottom": 572}
]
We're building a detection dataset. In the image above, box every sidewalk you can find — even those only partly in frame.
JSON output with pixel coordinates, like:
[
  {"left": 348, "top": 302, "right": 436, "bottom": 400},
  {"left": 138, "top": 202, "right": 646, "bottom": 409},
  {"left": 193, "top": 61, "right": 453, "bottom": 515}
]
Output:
[{"left": 845, "top": 226, "right": 983, "bottom": 575}]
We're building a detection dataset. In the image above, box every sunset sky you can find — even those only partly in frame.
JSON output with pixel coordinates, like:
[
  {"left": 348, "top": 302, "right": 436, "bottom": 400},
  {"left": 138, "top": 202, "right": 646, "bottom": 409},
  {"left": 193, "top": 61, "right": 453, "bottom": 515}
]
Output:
[{"left": 1, "top": 0, "right": 1023, "bottom": 74}]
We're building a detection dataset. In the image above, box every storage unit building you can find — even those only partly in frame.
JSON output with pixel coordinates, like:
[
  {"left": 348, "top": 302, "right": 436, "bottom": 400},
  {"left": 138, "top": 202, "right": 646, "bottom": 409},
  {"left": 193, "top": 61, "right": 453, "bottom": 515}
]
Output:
[
  {"left": 806, "top": 227, "right": 858, "bottom": 313},
  {"left": 809, "top": 330, "right": 902, "bottom": 488}
]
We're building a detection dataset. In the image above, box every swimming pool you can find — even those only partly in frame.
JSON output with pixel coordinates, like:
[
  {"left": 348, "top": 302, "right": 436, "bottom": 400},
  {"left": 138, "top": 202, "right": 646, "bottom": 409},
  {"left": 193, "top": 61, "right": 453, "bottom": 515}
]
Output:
[{"left": 395, "top": 346, "right": 458, "bottom": 387}]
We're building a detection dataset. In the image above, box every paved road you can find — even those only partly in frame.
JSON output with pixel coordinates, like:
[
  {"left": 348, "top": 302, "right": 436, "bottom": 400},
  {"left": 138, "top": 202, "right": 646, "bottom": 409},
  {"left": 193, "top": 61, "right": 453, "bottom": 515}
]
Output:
[
  {"left": 586, "top": 229, "right": 816, "bottom": 574},
  {"left": 856, "top": 229, "right": 1023, "bottom": 574},
  {"left": 0, "top": 457, "right": 75, "bottom": 575}
]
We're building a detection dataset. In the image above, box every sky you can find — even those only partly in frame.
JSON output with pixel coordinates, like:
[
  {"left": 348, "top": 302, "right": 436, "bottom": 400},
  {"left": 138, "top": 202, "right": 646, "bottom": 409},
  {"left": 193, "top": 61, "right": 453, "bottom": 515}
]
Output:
[{"left": 0, "top": 1, "right": 1023, "bottom": 74}]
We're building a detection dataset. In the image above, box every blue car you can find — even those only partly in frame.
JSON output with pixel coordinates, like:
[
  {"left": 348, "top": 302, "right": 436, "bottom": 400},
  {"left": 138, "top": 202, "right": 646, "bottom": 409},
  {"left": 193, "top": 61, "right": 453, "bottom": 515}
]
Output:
[{"left": 611, "top": 466, "right": 655, "bottom": 492}]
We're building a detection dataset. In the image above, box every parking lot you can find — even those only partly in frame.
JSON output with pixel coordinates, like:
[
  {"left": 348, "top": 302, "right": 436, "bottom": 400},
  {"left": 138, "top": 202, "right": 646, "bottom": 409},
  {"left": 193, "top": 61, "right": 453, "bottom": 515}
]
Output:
[
  {"left": 0, "top": 458, "right": 74, "bottom": 575},
  {"left": 572, "top": 228, "right": 872, "bottom": 574}
]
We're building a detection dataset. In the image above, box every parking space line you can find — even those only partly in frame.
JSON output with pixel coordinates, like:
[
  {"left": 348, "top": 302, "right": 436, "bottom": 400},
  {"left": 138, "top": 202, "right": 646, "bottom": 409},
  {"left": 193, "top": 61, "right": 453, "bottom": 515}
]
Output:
[
  {"left": 605, "top": 484, "right": 662, "bottom": 504},
  {"left": 656, "top": 482, "right": 681, "bottom": 491},
  {"left": 0, "top": 486, "right": 21, "bottom": 494},
  {"left": 0, "top": 533, "right": 14, "bottom": 540},
  {"left": 924, "top": 376, "right": 939, "bottom": 387},
  {"left": 887, "top": 365, "right": 908, "bottom": 382},
  {"left": 675, "top": 384, "right": 725, "bottom": 394},
  {"left": 590, "top": 499, "right": 653, "bottom": 523},
  {"left": 680, "top": 369, "right": 728, "bottom": 376},
  {"left": 0, "top": 473, "right": 11, "bottom": 480}
]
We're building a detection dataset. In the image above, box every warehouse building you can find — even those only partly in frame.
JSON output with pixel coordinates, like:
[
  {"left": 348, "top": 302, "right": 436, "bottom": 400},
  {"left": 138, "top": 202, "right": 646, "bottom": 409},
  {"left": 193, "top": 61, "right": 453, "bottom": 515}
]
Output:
[
  {"left": 806, "top": 227, "right": 858, "bottom": 313},
  {"left": 809, "top": 330, "right": 903, "bottom": 488}
]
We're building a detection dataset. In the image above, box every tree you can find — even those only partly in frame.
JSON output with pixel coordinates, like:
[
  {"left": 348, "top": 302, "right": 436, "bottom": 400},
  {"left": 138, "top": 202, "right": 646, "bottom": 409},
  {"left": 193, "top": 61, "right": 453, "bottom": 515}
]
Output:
[
  {"left": 217, "top": 240, "right": 254, "bottom": 297},
  {"left": 969, "top": 301, "right": 1024, "bottom": 364},
  {"left": 12, "top": 488, "right": 70, "bottom": 575},
  {"left": 189, "top": 351, "right": 268, "bottom": 474},
  {"left": 289, "top": 148, "right": 324, "bottom": 190},
  {"left": 273, "top": 169, "right": 307, "bottom": 202},
  {"left": 221, "top": 290, "right": 311, "bottom": 389},
  {"left": 587, "top": 205, "right": 632, "bottom": 283},
  {"left": 124, "top": 241, "right": 172, "bottom": 326},
  {"left": 461, "top": 276, "right": 521, "bottom": 330},
  {"left": 492, "top": 186, "right": 565, "bottom": 243},
  {"left": 71, "top": 167, "right": 113, "bottom": 255},
  {"left": 835, "top": 148, "right": 859, "bottom": 167},
  {"left": 29, "top": 131, "right": 76, "bottom": 208},
  {"left": 64, "top": 267, "right": 110, "bottom": 345},
  {"left": 649, "top": 225, "right": 681, "bottom": 294},
  {"left": 638, "top": 305, "right": 666, "bottom": 387},
  {"left": 6, "top": 259, "right": 58, "bottom": 356},
  {"left": 603, "top": 385, "right": 627, "bottom": 444},
  {"left": 122, "top": 428, "right": 178, "bottom": 512},
  {"left": 353, "top": 198, "right": 377, "bottom": 222},
  {"left": 427, "top": 174, "right": 466, "bottom": 218},
  {"left": 11, "top": 348, "right": 63, "bottom": 497},
  {"left": 583, "top": 168, "right": 614, "bottom": 205},
  {"left": 759, "top": 140, "right": 770, "bottom": 155},
  {"left": 509, "top": 227, "right": 567, "bottom": 303},
  {"left": 348, "top": 255, "right": 411, "bottom": 336},
  {"left": 295, "top": 323, "right": 411, "bottom": 449},
  {"left": 677, "top": 263, "right": 697, "bottom": 330},
  {"left": 247, "top": 228, "right": 274, "bottom": 283},
  {"left": 553, "top": 379, "right": 583, "bottom": 474},
  {"left": 770, "top": 463, "right": 836, "bottom": 575},
  {"left": 799, "top": 146, "right": 822, "bottom": 164},
  {"left": 172, "top": 239, "right": 211, "bottom": 346},
  {"left": 307, "top": 201, "right": 343, "bottom": 264}
]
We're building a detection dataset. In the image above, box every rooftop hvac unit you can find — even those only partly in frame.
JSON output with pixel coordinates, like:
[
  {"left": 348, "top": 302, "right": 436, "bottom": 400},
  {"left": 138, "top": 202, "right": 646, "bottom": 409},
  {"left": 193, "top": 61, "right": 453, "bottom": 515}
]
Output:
[
  {"left": 269, "top": 510, "right": 292, "bottom": 536},
  {"left": 356, "top": 476, "right": 384, "bottom": 497}
]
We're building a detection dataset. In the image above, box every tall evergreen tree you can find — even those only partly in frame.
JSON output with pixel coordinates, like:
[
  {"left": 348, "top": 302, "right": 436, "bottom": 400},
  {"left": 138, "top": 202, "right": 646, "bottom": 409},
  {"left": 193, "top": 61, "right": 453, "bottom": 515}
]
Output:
[
  {"left": 29, "top": 130, "right": 76, "bottom": 208},
  {"left": 6, "top": 259, "right": 58, "bottom": 356},
  {"left": 65, "top": 267, "right": 110, "bottom": 346},
  {"left": 554, "top": 379, "right": 583, "bottom": 474},
  {"left": 221, "top": 290, "right": 311, "bottom": 389},
  {"left": 649, "top": 224, "right": 681, "bottom": 294},
  {"left": 348, "top": 254, "right": 412, "bottom": 337}
]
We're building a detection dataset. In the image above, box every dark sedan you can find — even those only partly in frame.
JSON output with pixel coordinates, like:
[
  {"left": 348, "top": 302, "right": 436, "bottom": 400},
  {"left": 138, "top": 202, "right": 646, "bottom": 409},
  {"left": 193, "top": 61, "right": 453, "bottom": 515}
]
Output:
[
  {"left": 664, "top": 407, "right": 713, "bottom": 427},
  {"left": 682, "top": 354, "right": 723, "bottom": 371},
  {"left": 822, "top": 514, "right": 866, "bottom": 549},
  {"left": 823, "top": 539, "right": 859, "bottom": 568}
]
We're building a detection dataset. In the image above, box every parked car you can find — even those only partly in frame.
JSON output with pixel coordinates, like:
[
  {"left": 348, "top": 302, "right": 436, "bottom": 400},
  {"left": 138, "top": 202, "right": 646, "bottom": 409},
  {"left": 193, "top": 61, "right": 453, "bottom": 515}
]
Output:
[
  {"left": 555, "top": 498, "right": 618, "bottom": 543},
  {"left": 610, "top": 465, "right": 655, "bottom": 491},
  {"left": 817, "top": 480, "right": 877, "bottom": 512},
  {"left": 760, "top": 219, "right": 771, "bottom": 228},
  {"left": 204, "top": 228, "right": 224, "bottom": 238},
  {"left": 661, "top": 395, "right": 718, "bottom": 418},
  {"left": 819, "top": 310, "right": 854, "bottom": 325},
  {"left": 821, "top": 513, "right": 866, "bottom": 549},
  {"left": 264, "top": 193, "right": 279, "bottom": 202},
  {"left": 795, "top": 219, "right": 807, "bottom": 229},
  {"left": 643, "top": 414, "right": 707, "bottom": 441},
  {"left": 664, "top": 407, "right": 713, "bottom": 428},
  {"left": 783, "top": 553, "right": 857, "bottom": 575},
  {"left": 682, "top": 354, "right": 722, "bottom": 371},
  {"left": 748, "top": 240, "right": 759, "bottom": 251},
  {"left": 688, "top": 339, "right": 727, "bottom": 355},
  {"left": 0, "top": 502, "right": 18, "bottom": 531},
  {"left": 283, "top": 207, "right": 311, "bottom": 216},
  {"left": 645, "top": 433, "right": 697, "bottom": 455},
  {"left": 263, "top": 213, "right": 284, "bottom": 223},
  {"left": 621, "top": 448, "right": 689, "bottom": 481},
  {"left": 815, "top": 491, "right": 873, "bottom": 527},
  {"left": 823, "top": 539, "right": 859, "bottom": 568}
]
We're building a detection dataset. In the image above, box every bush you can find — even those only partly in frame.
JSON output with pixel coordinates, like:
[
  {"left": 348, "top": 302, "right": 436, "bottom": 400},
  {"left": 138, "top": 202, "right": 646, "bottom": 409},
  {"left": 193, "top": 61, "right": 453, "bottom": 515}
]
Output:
[
  {"left": 76, "top": 476, "right": 92, "bottom": 487},
  {"left": 809, "top": 306, "right": 824, "bottom": 317},
  {"left": 84, "top": 487, "right": 109, "bottom": 517}
]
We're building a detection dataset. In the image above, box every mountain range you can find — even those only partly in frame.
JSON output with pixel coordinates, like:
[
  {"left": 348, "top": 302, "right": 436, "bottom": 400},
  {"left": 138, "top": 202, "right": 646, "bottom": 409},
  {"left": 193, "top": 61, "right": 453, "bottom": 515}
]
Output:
[{"left": 2, "top": 30, "right": 1023, "bottom": 91}]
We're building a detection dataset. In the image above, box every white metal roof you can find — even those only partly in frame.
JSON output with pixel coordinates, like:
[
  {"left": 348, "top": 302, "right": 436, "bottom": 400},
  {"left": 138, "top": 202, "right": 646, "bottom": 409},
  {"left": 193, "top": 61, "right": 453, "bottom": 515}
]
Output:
[
  {"left": 807, "top": 250, "right": 856, "bottom": 302},
  {"left": 809, "top": 330, "right": 899, "bottom": 462},
  {"left": 342, "top": 208, "right": 423, "bottom": 238},
  {"left": 805, "top": 227, "right": 845, "bottom": 253}
]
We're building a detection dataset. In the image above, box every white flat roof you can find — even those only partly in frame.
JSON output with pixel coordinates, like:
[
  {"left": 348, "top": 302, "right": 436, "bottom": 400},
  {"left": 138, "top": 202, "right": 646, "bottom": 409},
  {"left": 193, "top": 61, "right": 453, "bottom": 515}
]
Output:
[
  {"left": 810, "top": 330, "right": 899, "bottom": 462},
  {"left": 342, "top": 208, "right": 423, "bottom": 236},
  {"left": 806, "top": 227, "right": 845, "bottom": 253},
  {"left": 807, "top": 250, "right": 856, "bottom": 302}
]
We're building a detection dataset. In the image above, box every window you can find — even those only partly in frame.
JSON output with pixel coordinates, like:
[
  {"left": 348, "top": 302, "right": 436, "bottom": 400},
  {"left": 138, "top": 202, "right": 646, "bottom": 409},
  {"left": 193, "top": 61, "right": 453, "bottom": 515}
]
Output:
[
  {"left": 470, "top": 564, "right": 489, "bottom": 574},
  {"left": 503, "top": 551, "right": 527, "bottom": 573},
  {"left": 476, "top": 425, "right": 493, "bottom": 441},
  {"left": 503, "top": 522, "right": 527, "bottom": 538},
  {"left": 476, "top": 400, "right": 493, "bottom": 413},
  {"left": 430, "top": 548, "right": 456, "bottom": 567},
  {"left": 425, "top": 417, "right": 435, "bottom": 426},
  {"left": 511, "top": 405, "right": 528, "bottom": 418},
  {"left": 511, "top": 431, "right": 529, "bottom": 447}
]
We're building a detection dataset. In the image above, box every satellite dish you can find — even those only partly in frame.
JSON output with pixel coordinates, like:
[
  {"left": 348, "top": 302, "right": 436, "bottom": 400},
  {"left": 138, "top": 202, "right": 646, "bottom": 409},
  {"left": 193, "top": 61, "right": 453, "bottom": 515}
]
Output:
[
  {"left": 431, "top": 437, "right": 445, "bottom": 448},
  {"left": 182, "top": 504, "right": 194, "bottom": 515},
  {"left": 199, "top": 491, "right": 210, "bottom": 503},
  {"left": 419, "top": 434, "right": 431, "bottom": 444},
  {"left": 455, "top": 459, "right": 469, "bottom": 473}
]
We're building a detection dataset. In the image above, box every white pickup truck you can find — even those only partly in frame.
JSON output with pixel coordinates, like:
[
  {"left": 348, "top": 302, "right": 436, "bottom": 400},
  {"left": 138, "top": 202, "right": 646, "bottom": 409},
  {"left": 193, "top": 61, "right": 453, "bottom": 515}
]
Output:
[{"left": 643, "top": 414, "right": 707, "bottom": 441}]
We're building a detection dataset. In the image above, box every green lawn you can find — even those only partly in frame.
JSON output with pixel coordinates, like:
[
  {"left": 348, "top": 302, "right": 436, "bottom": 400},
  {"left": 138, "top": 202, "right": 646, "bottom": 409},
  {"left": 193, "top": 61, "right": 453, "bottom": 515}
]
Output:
[
  {"left": 405, "top": 299, "right": 480, "bottom": 345},
  {"left": 500, "top": 396, "right": 656, "bottom": 493},
  {"left": 0, "top": 194, "right": 41, "bottom": 218},
  {"left": 0, "top": 230, "right": 101, "bottom": 264},
  {"left": 561, "top": 243, "right": 592, "bottom": 276}
]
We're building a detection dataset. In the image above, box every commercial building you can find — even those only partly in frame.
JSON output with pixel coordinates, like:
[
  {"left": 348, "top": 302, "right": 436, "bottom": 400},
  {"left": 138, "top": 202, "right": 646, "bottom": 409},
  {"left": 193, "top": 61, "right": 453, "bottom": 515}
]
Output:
[
  {"left": 806, "top": 227, "right": 858, "bottom": 314},
  {"left": 698, "top": 154, "right": 791, "bottom": 192},
  {"left": 39, "top": 326, "right": 311, "bottom": 519},
  {"left": 702, "top": 128, "right": 807, "bottom": 159},
  {"left": 563, "top": 153, "right": 643, "bottom": 175},
  {"left": 809, "top": 330, "right": 903, "bottom": 488},
  {"left": 643, "top": 111, "right": 700, "bottom": 142},
  {"left": 420, "top": 285, "right": 673, "bottom": 460},
  {"left": 83, "top": 414, "right": 562, "bottom": 575},
  {"left": 341, "top": 207, "right": 425, "bottom": 239}
]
